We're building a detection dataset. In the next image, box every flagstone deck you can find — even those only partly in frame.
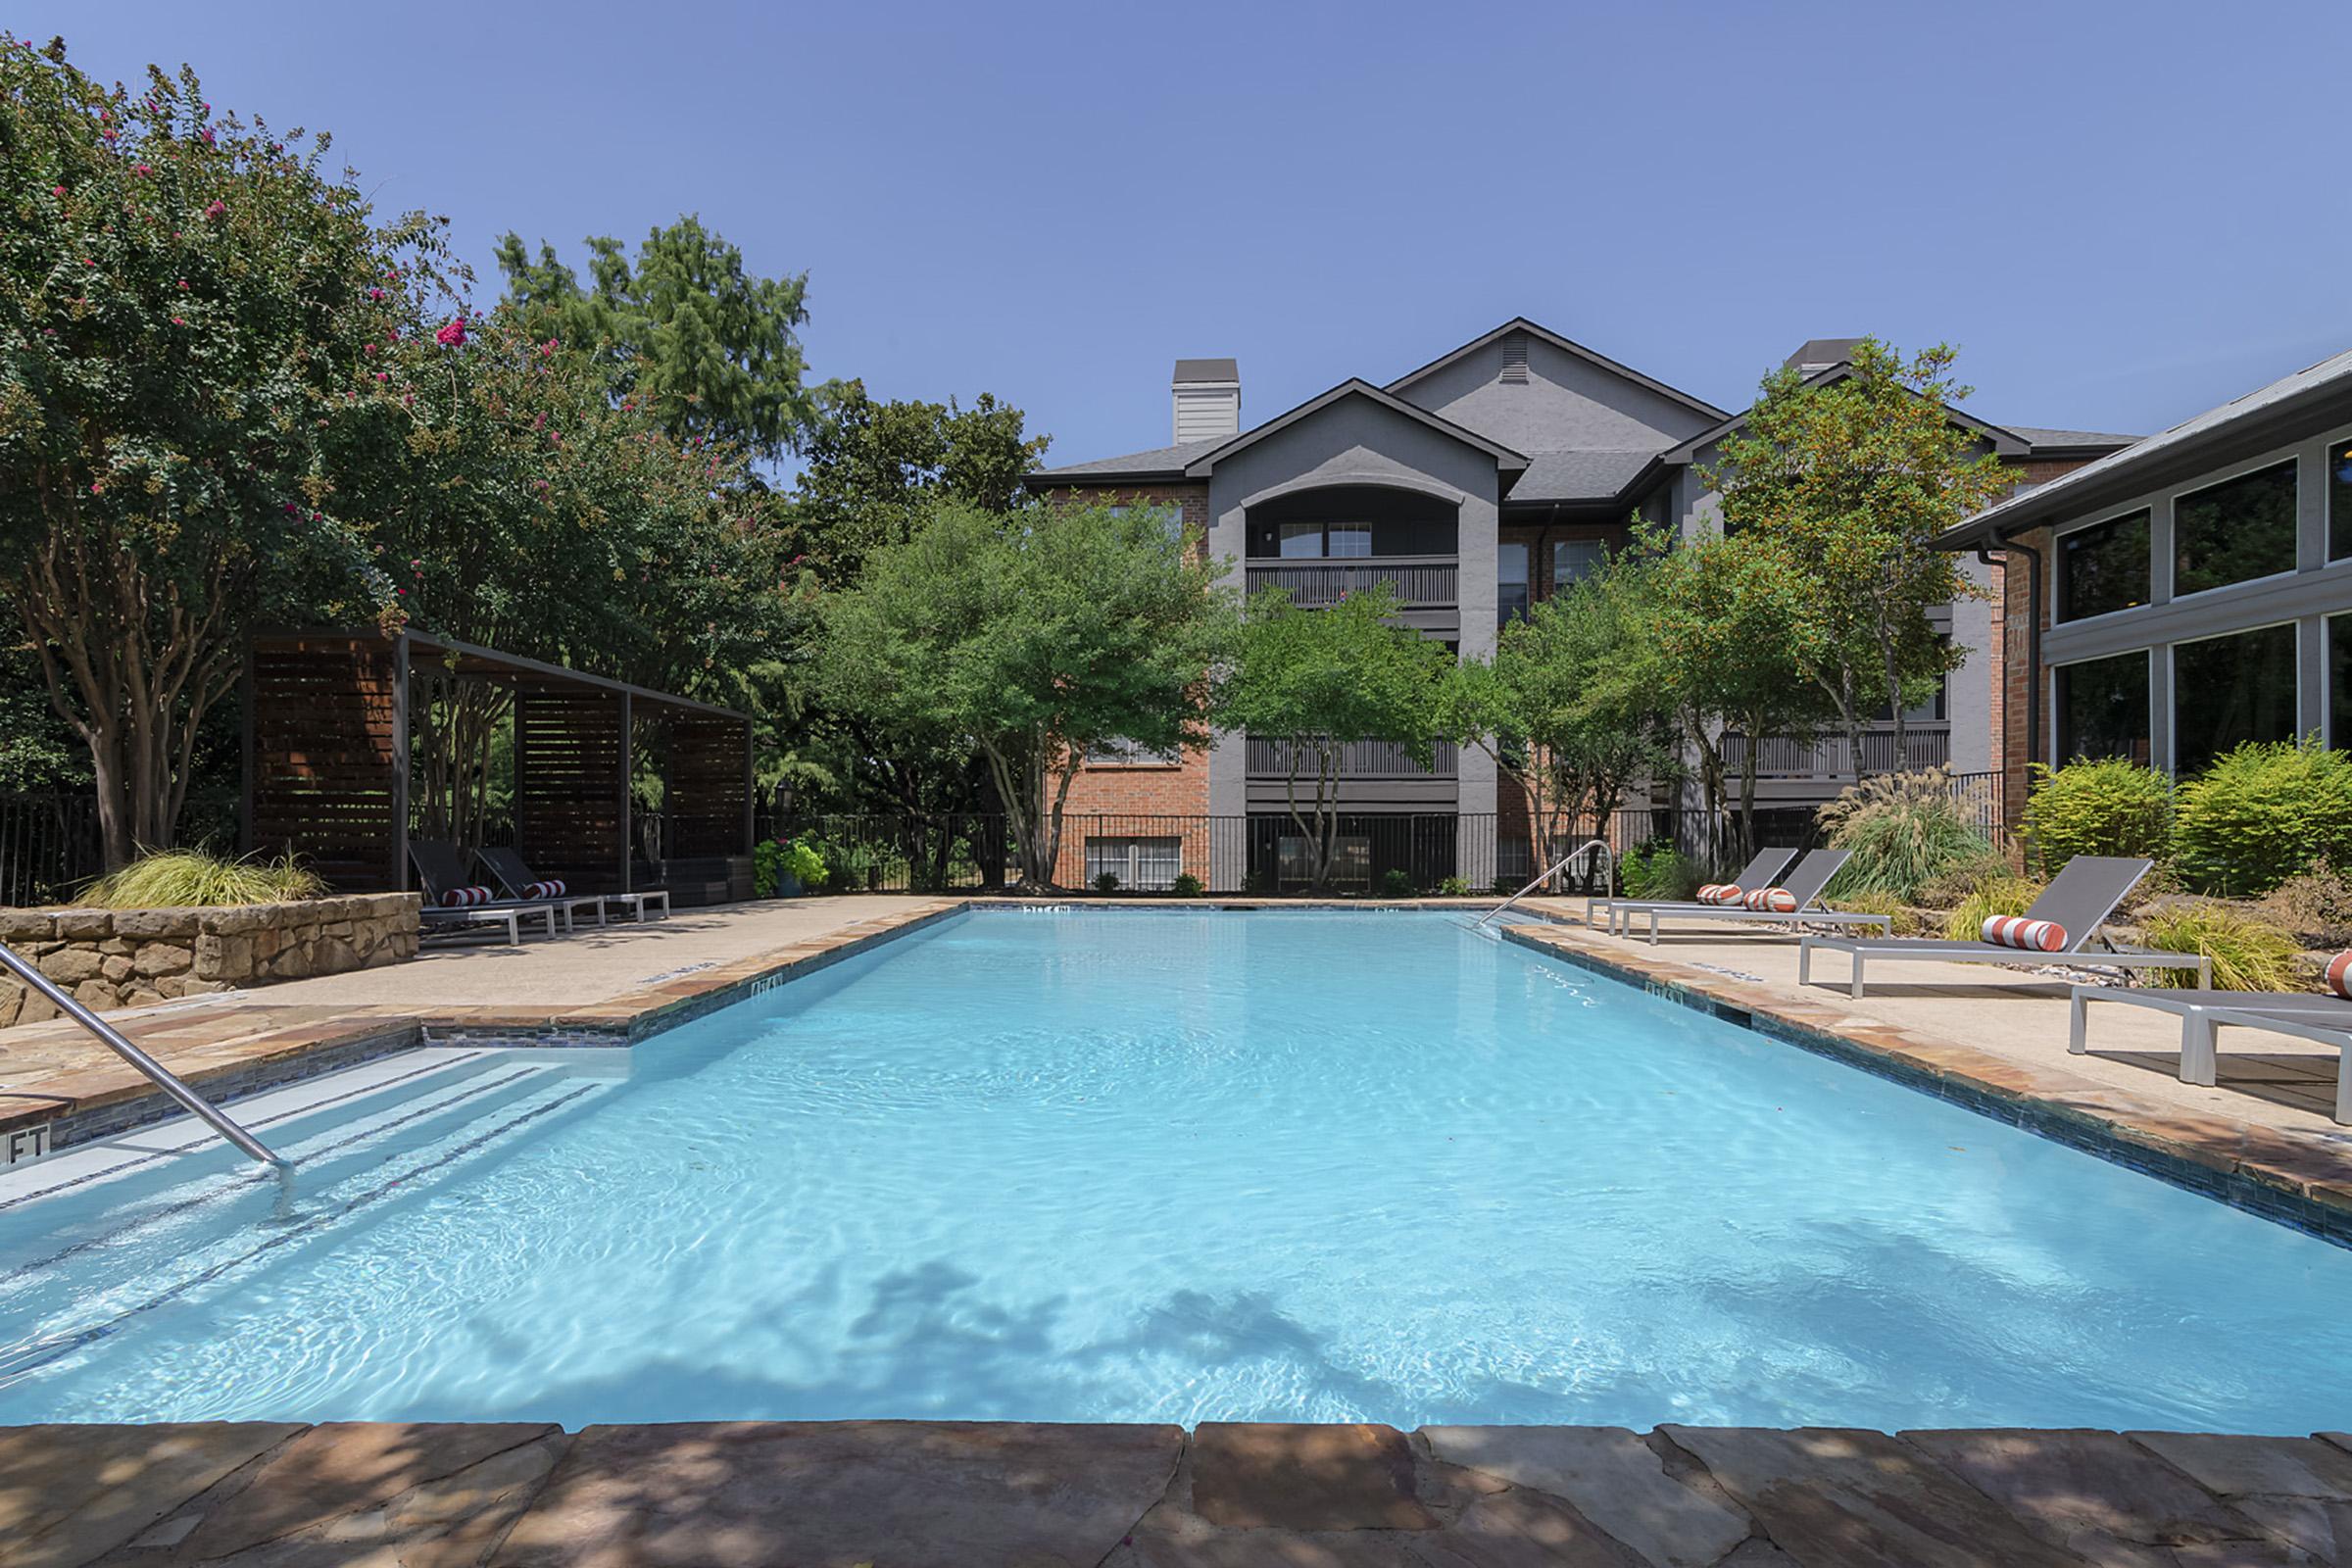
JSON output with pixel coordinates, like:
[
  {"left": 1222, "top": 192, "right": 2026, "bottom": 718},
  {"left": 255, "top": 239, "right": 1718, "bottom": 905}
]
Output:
[{"left": 6, "top": 1417, "right": 2349, "bottom": 1566}]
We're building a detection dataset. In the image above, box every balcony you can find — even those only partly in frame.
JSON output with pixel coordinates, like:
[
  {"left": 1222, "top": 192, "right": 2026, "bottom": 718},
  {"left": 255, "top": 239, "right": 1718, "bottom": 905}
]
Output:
[
  {"left": 1720, "top": 727, "right": 1952, "bottom": 780},
  {"left": 1243, "top": 555, "right": 1457, "bottom": 611},
  {"left": 1247, "top": 737, "right": 1457, "bottom": 779}
]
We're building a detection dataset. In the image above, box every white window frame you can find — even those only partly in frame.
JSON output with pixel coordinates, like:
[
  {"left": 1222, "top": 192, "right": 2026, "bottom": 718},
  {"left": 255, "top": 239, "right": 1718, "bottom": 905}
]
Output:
[{"left": 1085, "top": 835, "right": 1183, "bottom": 891}]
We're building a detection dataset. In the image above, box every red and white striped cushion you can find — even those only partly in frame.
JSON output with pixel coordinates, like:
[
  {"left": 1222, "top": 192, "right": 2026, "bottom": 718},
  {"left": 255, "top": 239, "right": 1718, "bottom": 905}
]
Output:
[
  {"left": 1983, "top": 914, "right": 2067, "bottom": 952},
  {"left": 1742, "top": 887, "right": 1798, "bottom": 913},
  {"left": 441, "top": 885, "right": 495, "bottom": 907},
  {"left": 2324, "top": 952, "right": 2352, "bottom": 1000},
  {"left": 523, "top": 880, "right": 567, "bottom": 899},
  {"left": 1695, "top": 884, "right": 1744, "bottom": 906}
]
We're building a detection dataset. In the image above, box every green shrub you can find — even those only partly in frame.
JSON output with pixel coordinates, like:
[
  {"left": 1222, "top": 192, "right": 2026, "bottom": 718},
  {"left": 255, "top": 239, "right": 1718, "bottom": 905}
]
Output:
[
  {"left": 1942, "top": 875, "right": 2043, "bottom": 942},
  {"left": 1378, "top": 867, "right": 1415, "bottom": 898},
  {"left": 1436, "top": 875, "right": 1472, "bottom": 897},
  {"left": 1817, "top": 769, "right": 2002, "bottom": 903},
  {"left": 2138, "top": 901, "right": 2301, "bottom": 991},
  {"left": 2173, "top": 739, "right": 2352, "bottom": 896},
  {"left": 1620, "top": 839, "right": 1698, "bottom": 901},
  {"left": 781, "top": 837, "right": 826, "bottom": 893},
  {"left": 80, "top": 848, "right": 325, "bottom": 908},
  {"left": 1917, "top": 854, "right": 2022, "bottom": 911},
  {"left": 1170, "top": 871, "right": 1205, "bottom": 898},
  {"left": 2024, "top": 758, "right": 2173, "bottom": 873},
  {"left": 1093, "top": 870, "right": 1121, "bottom": 894},
  {"left": 1826, "top": 889, "right": 1921, "bottom": 937}
]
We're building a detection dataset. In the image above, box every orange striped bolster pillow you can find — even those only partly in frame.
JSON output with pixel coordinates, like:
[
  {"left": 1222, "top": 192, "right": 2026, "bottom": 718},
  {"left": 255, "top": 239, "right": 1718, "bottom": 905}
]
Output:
[
  {"left": 1983, "top": 914, "right": 2067, "bottom": 952},
  {"left": 1742, "top": 887, "right": 1798, "bottom": 913},
  {"left": 1695, "top": 884, "right": 1744, "bottom": 905},
  {"left": 2325, "top": 952, "right": 2352, "bottom": 999}
]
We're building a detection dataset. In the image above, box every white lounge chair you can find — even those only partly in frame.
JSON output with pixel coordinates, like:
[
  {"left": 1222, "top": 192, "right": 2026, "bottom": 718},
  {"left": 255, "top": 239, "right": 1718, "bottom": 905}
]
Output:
[
  {"left": 2070, "top": 982, "right": 2352, "bottom": 1122},
  {"left": 1588, "top": 845, "right": 1796, "bottom": 932},
  {"left": 1797, "top": 857, "right": 2208, "bottom": 1000},
  {"left": 1615, "top": 848, "right": 1891, "bottom": 944}
]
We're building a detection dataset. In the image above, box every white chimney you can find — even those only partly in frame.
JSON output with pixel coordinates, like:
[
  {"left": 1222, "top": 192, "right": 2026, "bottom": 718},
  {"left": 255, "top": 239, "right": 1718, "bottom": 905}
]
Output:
[{"left": 1172, "top": 358, "right": 1240, "bottom": 444}]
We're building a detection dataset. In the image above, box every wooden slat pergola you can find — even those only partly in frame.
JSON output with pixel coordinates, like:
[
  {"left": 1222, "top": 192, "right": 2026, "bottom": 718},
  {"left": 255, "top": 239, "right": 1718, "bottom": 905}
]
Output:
[{"left": 242, "top": 630, "right": 754, "bottom": 896}]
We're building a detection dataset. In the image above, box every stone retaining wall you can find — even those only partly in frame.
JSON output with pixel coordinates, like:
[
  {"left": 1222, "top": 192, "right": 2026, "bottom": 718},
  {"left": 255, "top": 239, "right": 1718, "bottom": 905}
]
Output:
[{"left": 0, "top": 894, "right": 419, "bottom": 1028}]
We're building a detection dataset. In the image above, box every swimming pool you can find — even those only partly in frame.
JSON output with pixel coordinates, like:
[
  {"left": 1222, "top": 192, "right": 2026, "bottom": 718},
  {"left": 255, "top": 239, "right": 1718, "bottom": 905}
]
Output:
[{"left": 4, "top": 907, "right": 2347, "bottom": 1431}]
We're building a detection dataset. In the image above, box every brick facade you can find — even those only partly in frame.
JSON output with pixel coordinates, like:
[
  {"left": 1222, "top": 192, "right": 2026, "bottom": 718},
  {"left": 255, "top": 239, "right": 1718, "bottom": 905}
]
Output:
[{"left": 1984, "top": 459, "right": 2098, "bottom": 829}]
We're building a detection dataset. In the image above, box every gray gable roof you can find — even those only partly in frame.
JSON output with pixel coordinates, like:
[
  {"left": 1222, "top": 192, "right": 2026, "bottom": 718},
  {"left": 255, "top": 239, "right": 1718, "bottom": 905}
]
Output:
[
  {"left": 1997, "top": 424, "right": 2142, "bottom": 452},
  {"left": 1033, "top": 437, "right": 1228, "bottom": 483},
  {"left": 1940, "top": 347, "right": 2352, "bottom": 548},
  {"left": 1387, "top": 316, "right": 1729, "bottom": 421},
  {"left": 1785, "top": 337, "right": 1866, "bottom": 368},
  {"left": 1181, "top": 379, "right": 1528, "bottom": 478},
  {"left": 1509, "top": 449, "right": 1665, "bottom": 505}
]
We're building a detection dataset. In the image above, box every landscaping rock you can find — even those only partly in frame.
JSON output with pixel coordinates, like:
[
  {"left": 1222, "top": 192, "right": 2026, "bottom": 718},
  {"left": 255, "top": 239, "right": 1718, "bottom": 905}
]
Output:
[
  {"left": 51, "top": 906, "right": 114, "bottom": 940},
  {"left": 133, "top": 942, "right": 194, "bottom": 978},
  {"left": 37, "top": 947, "right": 102, "bottom": 984},
  {"left": 113, "top": 906, "right": 200, "bottom": 939},
  {"left": 0, "top": 908, "right": 57, "bottom": 941}
]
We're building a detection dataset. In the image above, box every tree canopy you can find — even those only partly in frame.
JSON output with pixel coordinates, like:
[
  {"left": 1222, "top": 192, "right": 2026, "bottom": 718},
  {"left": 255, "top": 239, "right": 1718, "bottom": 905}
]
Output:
[
  {"left": 818, "top": 497, "right": 1229, "bottom": 889},
  {"left": 496, "top": 215, "right": 820, "bottom": 461}
]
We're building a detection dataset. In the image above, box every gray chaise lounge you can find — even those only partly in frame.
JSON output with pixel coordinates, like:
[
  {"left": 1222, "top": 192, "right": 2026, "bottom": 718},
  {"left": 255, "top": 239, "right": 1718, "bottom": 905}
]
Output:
[
  {"left": 1797, "top": 856, "right": 2209, "bottom": 1000},
  {"left": 1614, "top": 848, "right": 1891, "bottom": 945},
  {"left": 472, "top": 846, "right": 664, "bottom": 928},
  {"left": 410, "top": 840, "right": 564, "bottom": 944},
  {"left": 1587, "top": 846, "right": 1796, "bottom": 933},
  {"left": 2070, "top": 982, "right": 2352, "bottom": 1122}
]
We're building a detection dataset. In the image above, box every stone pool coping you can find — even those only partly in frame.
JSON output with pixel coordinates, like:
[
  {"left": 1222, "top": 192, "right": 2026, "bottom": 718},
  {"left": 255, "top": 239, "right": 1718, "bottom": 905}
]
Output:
[
  {"left": 11, "top": 894, "right": 2352, "bottom": 1245},
  {"left": 9, "top": 1416, "right": 2352, "bottom": 1566}
]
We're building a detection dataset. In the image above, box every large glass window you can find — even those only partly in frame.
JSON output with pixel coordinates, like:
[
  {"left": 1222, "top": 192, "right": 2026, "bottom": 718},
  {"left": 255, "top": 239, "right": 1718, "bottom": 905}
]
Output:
[
  {"left": 2056, "top": 510, "right": 2149, "bottom": 621},
  {"left": 1552, "top": 539, "right": 1605, "bottom": 593},
  {"left": 2333, "top": 614, "right": 2352, "bottom": 748},
  {"left": 1498, "top": 541, "right": 1529, "bottom": 624},
  {"left": 2054, "top": 652, "right": 2150, "bottom": 766},
  {"left": 1277, "top": 521, "right": 1322, "bottom": 559},
  {"left": 1327, "top": 523, "right": 1371, "bottom": 559},
  {"left": 2331, "top": 441, "right": 2352, "bottom": 561},
  {"left": 2175, "top": 460, "right": 2298, "bottom": 597},
  {"left": 2174, "top": 622, "right": 2297, "bottom": 773}
]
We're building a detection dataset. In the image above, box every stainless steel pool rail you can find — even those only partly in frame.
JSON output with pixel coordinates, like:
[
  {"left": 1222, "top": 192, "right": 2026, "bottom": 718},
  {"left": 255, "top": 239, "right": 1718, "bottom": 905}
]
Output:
[
  {"left": 0, "top": 938, "right": 287, "bottom": 1168},
  {"left": 1476, "top": 839, "right": 1614, "bottom": 929}
]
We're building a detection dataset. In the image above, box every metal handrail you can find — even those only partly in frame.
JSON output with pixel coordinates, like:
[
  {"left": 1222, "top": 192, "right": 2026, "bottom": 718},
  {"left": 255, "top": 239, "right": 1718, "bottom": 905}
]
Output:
[
  {"left": 0, "top": 939, "right": 286, "bottom": 1167},
  {"left": 1476, "top": 839, "right": 1614, "bottom": 928}
]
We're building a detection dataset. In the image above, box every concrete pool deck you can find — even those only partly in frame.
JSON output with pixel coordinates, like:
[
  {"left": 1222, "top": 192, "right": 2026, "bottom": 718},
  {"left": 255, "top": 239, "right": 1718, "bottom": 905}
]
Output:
[{"left": 8, "top": 1416, "right": 2352, "bottom": 1565}]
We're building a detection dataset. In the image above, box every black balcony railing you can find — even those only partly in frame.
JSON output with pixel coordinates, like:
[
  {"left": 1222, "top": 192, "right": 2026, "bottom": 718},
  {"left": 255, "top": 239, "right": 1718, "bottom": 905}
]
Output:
[
  {"left": 1243, "top": 555, "right": 1457, "bottom": 609},
  {"left": 1719, "top": 727, "right": 1952, "bottom": 779},
  {"left": 1245, "top": 737, "right": 1458, "bottom": 778}
]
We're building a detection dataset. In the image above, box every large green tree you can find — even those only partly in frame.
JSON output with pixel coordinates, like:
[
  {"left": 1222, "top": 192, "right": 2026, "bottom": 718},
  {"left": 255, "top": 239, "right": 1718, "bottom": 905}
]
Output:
[
  {"left": 495, "top": 216, "right": 819, "bottom": 461},
  {"left": 1450, "top": 548, "right": 1677, "bottom": 880},
  {"left": 819, "top": 497, "right": 1229, "bottom": 890},
  {"left": 321, "top": 309, "right": 794, "bottom": 844},
  {"left": 1218, "top": 585, "right": 1452, "bottom": 891},
  {"left": 1708, "top": 339, "right": 2012, "bottom": 763},
  {"left": 0, "top": 37, "right": 453, "bottom": 865}
]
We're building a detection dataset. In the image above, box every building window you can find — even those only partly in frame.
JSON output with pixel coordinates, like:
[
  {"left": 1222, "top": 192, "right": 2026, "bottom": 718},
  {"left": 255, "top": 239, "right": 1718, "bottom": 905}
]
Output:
[
  {"left": 2174, "top": 622, "right": 2297, "bottom": 774},
  {"left": 2175, "top": 460, "right": 2298, "bottom": 598},
  {"left": 1086, "top": 836, "right": 1182, "bottom": 890},
  {"left": 2333, "top": 613, "right": 2352, "bottom": 748},
  {"left": 1279, "top": 834, "right": 1369, "bottom": 888},
  {"left": 1327, "top": 523, "right": 1371, "bottom": 559},
  {"left": 1275, "top": 520, "right": 1372, "bottom": 559},
  {"left": 1498, "top": 541, "right": 1529, "bottom": 624},
  {"left": 2331, "top": 441, "right": 2352, "bottom": 561},
  {"left": 2056, "top": 509, "right": 2149, "bottom": 621},
  {"left": 1552, "top": 539, "right": 1605, "bottom": 593},
  {"left": 1083, "top": 739, "right": 1179, "bottom": 767},
  {"left": 1277, "top": 521, "right": 1322, "bottom": 559},
  {"left": 2054, "top": 651, "right": 2150, "bottom": 766},
  {"left": 1108, "top": 501, "right": 1185, "bottom": 543}
]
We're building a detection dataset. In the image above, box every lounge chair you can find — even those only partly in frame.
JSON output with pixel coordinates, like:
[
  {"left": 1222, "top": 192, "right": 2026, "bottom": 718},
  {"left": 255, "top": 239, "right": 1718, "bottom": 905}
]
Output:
[
  {"left": 1797, "top": 856, "right": 2208, "bottom": 1000},
  {"left": 2069, "top": 981, "right": 2352, "bottom": 1121},
  {"left": 1615, "top": 848, "right": 1892, "bottom": 945},
  {"left": 475, "top": 846, "right": 669, "bottom": 926},
  {"left": 409, "top": 840, "right": 566, "bottom": 943},
  {"left": 1587, "top": 845, "right": 1796, "bottom": 932}
]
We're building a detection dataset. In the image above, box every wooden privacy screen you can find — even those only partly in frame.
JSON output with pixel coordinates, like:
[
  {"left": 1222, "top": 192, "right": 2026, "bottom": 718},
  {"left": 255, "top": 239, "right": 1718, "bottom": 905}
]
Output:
[
  {"left": 665, "top": 711, "right": 751, "bottom": 858},
  {"left": 514, "top": 685, "right": 630, "bottom": 894},
  {"left": 246, "top": 634, "right": 405, "bottom": 890}
]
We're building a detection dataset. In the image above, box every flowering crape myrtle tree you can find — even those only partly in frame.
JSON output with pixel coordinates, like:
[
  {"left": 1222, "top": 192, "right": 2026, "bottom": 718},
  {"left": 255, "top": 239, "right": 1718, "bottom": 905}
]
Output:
[
  {"left": 322, "top": 311, "right": 795, "bottom": 845},
  {"left": 0, "top": 36, "right": 455, "bottom": 865}
]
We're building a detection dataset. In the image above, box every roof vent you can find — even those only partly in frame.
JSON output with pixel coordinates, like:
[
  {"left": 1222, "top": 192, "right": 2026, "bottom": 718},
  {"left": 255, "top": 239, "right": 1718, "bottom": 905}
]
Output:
[
  {"left": 1500, "top": 331, "right": 1529, "bottom": 384},
  {"left": 1173, "top": 358, "right": 1240, "bottom": 444}
]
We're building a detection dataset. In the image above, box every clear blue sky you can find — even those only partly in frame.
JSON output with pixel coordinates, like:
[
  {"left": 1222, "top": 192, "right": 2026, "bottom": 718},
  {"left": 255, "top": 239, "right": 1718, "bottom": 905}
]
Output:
[{"left": 27, "top": 0, "right": 2352, "bottom": 466}]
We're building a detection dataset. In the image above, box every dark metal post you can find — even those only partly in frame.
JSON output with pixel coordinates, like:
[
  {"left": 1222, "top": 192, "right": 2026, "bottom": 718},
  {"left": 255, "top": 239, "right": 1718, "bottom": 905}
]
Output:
[
  {"left": 389, "top": 632, "right": 412, "bottom": 892},
  {"left": 618, "top": 691, "right": 634, "bottom": 893}
]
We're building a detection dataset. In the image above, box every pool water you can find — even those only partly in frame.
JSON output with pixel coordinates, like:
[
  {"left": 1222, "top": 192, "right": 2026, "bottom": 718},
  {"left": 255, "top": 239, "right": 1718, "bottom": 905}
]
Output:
[{"left": 4, "top": 908, "right": 2348, "bottom": 1431}]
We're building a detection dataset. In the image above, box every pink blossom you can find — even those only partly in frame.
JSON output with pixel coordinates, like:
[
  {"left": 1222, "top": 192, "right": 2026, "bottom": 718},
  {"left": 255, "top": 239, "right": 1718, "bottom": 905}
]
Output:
[
  {"left": 176, "top": 278, "right": 188, "bottom": 289},
  {"left": 198, "top": 128, "right": 215, "bottom": 147},
  {"left": 133, "top": 163, "right": 150, "bottom": 176},
  {"left": 171, "top": 316, "right": 184, "bottom": 325},
  {"left": 283, "top": 501, "right": 298, "bottom": 514},
  {"left": 203, "top": 199, "right": 225, "bottom": 220},
  {"left": 363, "top": 343, "right": 376, "bottom": 356},
  {"left": 376, "top": 371, "right": 389, "bottom": 382},
  {"left": 50, "top": 184, "right": 64, "bottom": 196},
  {"left": 89, "top": 481, "right": 102, "bottom": 495},
  {"left": 434, "top": 317, "right": 466, "bottom": 348},
  {"left": 368, "top": 286, "right": 385, "bottom": 300}
]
